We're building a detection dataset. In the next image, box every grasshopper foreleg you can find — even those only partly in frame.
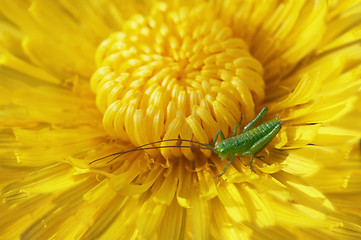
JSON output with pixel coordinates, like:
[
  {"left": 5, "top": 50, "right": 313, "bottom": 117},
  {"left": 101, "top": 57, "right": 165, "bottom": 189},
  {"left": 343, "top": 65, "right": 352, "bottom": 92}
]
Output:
[
  {"left": 215, "top": 154, "right": 235, "bottom": 178},
  {"left": 212, "top": 130, "right": 226, "bottom": 146}
]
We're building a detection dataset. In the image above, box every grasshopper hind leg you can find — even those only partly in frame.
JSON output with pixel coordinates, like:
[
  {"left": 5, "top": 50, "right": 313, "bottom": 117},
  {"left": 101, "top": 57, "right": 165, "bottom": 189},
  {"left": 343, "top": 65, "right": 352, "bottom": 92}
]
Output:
[
  {"left": 243, "top": 122, "right": 282, "bottom": 172},
  {"left": 249, "top": 153, "right": 255, "bottom": 172}
]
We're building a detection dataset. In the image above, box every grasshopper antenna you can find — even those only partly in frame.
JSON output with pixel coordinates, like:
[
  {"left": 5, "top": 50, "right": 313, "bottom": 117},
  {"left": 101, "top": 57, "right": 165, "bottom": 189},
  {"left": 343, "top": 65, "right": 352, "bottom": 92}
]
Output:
[{"left": 90, "top": 138, "right": 213, "bottom": 165}]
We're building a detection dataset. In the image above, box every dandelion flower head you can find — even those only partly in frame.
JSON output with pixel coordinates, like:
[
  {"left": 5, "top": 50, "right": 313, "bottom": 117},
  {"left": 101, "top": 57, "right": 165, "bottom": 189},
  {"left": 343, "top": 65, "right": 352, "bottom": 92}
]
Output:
[{"left": 1, "top": 0, "right": 361, "bottom": 239}]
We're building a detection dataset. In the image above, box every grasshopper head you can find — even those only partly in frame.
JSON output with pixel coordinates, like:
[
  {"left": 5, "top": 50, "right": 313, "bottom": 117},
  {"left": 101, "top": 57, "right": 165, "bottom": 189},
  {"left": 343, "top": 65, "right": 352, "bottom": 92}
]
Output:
[{"left": 213, "top": 142, "right": 228, "bottom": 159}]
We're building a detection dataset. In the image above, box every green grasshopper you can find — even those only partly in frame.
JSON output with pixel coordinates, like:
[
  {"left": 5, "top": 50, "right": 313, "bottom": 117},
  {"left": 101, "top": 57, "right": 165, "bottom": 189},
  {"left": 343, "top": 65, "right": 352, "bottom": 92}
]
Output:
[
  {"left": 212, "top": 106, "right": 282, "bottom": 177},
  {"left": 90, "top": 107, "right": 283, "bottom": 177}
]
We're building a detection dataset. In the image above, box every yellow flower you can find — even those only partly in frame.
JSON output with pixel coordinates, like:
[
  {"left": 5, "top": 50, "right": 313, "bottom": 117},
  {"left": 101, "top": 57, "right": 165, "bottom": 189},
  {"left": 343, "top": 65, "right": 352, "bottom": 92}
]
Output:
[{"left": 1, "top": 0, "right": 361, "bottom": 239}]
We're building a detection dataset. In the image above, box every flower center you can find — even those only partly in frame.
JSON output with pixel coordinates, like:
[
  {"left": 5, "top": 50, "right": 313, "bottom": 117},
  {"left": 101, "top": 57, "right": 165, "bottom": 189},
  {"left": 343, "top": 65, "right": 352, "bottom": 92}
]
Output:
[{"left": 91, "top": 2, "right": 265, "bottom": 160}]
